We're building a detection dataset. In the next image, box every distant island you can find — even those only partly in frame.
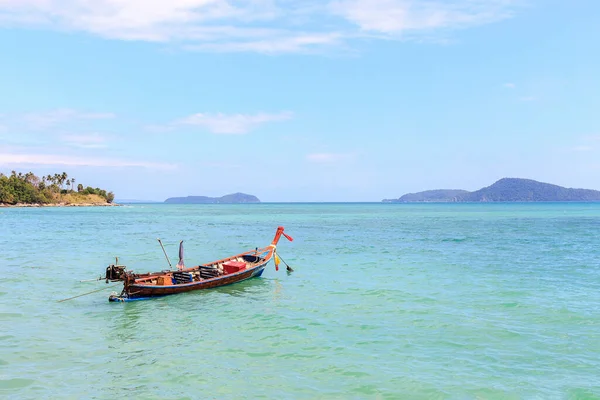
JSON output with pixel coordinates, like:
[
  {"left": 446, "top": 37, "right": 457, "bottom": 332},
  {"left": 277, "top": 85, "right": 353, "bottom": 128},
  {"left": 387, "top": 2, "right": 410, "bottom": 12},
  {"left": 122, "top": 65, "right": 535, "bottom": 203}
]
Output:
[
  {"left": 383, "top": 178, "right": 600, "bottom": 203},
  {"left": 0, "top": 171, "right": 115, "bottom": 207},
  {"left": 115, "top": 199, "right": 161, "bottom": 204},
  {"left": 164, "top": 193, "right": 260, "bottom": 204}
]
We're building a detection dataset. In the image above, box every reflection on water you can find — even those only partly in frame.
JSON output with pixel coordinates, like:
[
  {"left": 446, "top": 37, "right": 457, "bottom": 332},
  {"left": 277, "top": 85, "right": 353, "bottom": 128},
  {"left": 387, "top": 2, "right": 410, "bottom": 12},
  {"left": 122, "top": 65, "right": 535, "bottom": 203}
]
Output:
[
  {"left": 271, "top": 279, "right": 283, "bottom": 303},
  {"left": 211, "top": 276, "right": 272, "bottom": 298}
]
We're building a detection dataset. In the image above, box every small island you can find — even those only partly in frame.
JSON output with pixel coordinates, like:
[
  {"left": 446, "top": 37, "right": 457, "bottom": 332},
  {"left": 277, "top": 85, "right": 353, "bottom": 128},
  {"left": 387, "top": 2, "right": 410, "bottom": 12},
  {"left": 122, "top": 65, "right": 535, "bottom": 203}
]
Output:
[
  {"left": 164, "top": 193, "right": 260, "bottom": 204},
  {"left": 0, "top": 171, "right": 116, "bottom": 207},
  {"left": 383, "top": 178, "right": 600, "bottom": 203}
]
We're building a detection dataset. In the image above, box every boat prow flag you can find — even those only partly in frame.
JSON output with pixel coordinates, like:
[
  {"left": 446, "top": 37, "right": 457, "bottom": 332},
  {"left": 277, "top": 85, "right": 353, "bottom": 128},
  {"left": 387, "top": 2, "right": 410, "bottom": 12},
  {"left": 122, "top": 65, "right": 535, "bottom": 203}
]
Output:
[
  {"left": 274, "top": 253, "right": 281, "bottom": 271},
  {"left": 177, "top": 240, "right": 185, "bottom": 270}
]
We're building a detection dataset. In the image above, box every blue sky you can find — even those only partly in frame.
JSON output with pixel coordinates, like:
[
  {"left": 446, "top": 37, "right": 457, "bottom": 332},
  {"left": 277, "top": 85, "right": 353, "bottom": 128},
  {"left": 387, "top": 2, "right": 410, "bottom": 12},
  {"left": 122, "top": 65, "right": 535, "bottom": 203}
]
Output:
[{"left": 0, "top": 0, "right": 598, "bottom": 201}]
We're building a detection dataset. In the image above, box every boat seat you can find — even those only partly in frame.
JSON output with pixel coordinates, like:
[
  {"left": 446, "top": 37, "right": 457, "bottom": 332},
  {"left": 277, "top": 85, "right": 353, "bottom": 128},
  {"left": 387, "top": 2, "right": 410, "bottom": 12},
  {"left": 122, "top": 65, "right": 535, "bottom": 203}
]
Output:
[{"left": 172, "top": 271, "right": 193, "bottom": 284}]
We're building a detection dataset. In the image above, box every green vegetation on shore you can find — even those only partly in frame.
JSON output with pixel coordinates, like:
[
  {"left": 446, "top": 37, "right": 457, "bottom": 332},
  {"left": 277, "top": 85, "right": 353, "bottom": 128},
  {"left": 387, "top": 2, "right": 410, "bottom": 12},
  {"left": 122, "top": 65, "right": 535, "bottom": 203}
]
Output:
[{"left": 0, "top": 171, "right": 115, "bottom": 205}]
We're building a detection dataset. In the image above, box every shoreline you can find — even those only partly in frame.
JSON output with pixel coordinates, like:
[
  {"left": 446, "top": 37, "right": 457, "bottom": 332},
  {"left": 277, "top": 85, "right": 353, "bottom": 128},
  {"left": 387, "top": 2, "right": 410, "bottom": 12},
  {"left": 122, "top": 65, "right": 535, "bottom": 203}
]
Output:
[{"left": 0, "top": 202, "right": 120, "bottom": 208}]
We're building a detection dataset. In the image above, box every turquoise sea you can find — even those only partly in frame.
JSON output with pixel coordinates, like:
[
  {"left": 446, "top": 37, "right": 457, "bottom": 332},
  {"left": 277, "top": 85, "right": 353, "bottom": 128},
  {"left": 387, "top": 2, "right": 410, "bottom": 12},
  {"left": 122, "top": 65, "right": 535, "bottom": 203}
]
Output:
[{"left": 1, "top": 203, "right": 600, "bottom": 399}]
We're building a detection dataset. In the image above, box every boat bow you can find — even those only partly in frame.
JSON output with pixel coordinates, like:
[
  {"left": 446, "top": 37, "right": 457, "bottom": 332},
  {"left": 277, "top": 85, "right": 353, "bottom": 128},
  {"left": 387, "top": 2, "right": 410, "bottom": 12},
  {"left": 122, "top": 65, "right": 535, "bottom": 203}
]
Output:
[{"left": 270, "top": 226, "right": 294, "bottom": 249}]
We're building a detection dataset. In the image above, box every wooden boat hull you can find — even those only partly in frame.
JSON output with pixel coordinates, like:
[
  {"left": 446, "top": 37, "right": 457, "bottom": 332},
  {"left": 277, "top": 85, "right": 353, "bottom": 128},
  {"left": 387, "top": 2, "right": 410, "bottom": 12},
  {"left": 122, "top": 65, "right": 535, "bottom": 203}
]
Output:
[
  {"left": 107, "top": 226, "right": 293, "bottom": 302},
  {"left": 109, "top": 263, "right": 267, "bottom": 302}
]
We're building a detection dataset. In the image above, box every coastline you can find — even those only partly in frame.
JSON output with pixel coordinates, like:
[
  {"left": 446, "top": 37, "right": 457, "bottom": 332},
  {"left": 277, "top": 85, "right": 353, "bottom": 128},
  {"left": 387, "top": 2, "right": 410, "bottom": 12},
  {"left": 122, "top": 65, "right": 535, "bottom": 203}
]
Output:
[{"left": 0, "top": 202, "right": 120, "bottom": 208}]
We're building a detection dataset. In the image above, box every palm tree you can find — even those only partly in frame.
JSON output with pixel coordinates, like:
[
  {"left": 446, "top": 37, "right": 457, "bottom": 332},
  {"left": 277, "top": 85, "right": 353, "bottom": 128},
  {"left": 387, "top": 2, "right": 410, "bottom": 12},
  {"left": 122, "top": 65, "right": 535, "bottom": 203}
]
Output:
[
  {"left": 52, "top": 173, "right": 62, "bottom": 192},
  {"left": 71, "top": 178, "right": 76, "bottom": 192}
]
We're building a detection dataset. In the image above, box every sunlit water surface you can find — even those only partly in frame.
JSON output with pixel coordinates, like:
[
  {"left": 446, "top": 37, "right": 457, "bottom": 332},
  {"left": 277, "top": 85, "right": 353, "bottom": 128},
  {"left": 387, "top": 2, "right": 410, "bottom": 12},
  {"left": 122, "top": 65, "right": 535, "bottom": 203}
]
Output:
[{"left": 1, "top": 203, "right": 600, "bottom": 399}]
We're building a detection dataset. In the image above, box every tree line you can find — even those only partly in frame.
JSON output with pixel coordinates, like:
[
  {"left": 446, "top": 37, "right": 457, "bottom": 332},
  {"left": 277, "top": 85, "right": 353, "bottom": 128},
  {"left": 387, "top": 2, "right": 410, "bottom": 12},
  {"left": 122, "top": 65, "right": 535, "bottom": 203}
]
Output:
[{"left": 0, "top": 171, "right": 115, "bottom": 204}]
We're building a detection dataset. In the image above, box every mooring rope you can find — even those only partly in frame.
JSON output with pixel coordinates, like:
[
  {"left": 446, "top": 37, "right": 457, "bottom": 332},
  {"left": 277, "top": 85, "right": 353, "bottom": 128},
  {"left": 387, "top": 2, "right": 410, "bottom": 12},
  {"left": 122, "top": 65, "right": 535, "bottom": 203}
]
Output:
[{"left": 57, "top": 283, "right": 121, "bottom": 303}]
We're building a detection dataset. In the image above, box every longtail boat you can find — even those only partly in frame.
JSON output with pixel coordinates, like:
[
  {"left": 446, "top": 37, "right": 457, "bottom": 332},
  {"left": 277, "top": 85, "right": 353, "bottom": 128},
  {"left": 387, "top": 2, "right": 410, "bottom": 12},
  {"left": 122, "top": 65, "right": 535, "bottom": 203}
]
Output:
[{"left": 104, "top": 226, "right": 293, "bottom": 302}]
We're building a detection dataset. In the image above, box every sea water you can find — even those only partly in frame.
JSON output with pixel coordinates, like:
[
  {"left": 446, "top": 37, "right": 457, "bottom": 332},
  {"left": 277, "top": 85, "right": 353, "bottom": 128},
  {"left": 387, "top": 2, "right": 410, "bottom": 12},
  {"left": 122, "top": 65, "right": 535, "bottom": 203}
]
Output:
[{"left": 1, "top": 203, "right": 599, "bottom": 399}]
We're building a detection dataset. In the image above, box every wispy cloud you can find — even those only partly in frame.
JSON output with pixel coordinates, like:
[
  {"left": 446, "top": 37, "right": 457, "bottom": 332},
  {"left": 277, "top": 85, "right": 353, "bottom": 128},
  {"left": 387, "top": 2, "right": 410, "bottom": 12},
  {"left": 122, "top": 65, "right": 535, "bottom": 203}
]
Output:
[
  {"left": 306, "top": 152, "right": 354, "bottom": 163},
  {"left": 570, "top": 145, "right": 593, "bottom": 152},
  {"left": 565, "top": 134, "right": 600, "bottom": 153},
  {"left": 176, "top": 111, "right": 293, "bottom": 134},
  {"left": 23, "top": 109, "right": 115, "bottom": 130},
  {"left": 330, "top": 0, "right": 515, "bottom": 34},
  {"left": 0, "top": 109, "right": 117, "bottom": 149},
  {"left": 185, "top": 32, "right": 344, "bottom": 54},
  {"left": 0, "top": 152, "right": 175, "bottom": 169},
  {"left": 503, "top": 83, "right": 516, "bottom": 89},
  {"left": 61, "top": 133, "right": 109, "bottom": 149},
  {"left": 0, "top": 0, "right": 521, "bottom": 53},
  {"left": 582, "top": 134, "right": 600, "bottom": 142}
]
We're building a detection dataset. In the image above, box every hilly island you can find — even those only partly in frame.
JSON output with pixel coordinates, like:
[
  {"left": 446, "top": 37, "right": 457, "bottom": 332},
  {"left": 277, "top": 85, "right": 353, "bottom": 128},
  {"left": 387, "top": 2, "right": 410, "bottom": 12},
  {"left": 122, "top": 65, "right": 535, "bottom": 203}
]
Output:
[
  {"left": 384, "top": 178, "right": 600, "bottom": 203},
  {"left": 165, "top": 193, "right": 260, "bottom": 204}
]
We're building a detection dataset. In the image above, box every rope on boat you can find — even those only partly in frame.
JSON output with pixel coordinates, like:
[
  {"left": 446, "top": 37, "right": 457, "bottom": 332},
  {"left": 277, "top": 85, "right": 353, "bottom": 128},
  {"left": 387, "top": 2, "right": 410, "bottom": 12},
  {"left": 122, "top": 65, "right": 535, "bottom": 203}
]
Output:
[
  {"left": 57, "top": 283, "right": 121, "bottom": 303},
  {"left": 79, "top": 277, "right": 103, "bottom": 282}
]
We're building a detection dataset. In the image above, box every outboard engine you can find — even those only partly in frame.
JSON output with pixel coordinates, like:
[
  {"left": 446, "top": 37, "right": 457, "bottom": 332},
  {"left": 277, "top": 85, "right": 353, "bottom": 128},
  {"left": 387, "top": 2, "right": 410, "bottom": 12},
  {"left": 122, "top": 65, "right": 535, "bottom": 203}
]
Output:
[{"left": 105, "top": 264, "right": 126, "bottom": 282}]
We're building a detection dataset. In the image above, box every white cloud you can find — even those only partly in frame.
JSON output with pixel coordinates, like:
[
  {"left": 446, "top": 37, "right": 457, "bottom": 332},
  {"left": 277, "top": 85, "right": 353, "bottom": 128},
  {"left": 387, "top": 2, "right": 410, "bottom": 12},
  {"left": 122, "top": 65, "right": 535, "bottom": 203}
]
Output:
[
  {"left": 186, "top": 32, "right": 343, "bottom": 54},
  {"left": 0, "top": 152, "right": 174, "bottom": 169},
  {"left": 177, "top": 111, "right": 293, "bottom": 134},
  {"left": 61, "top": 133, "right": 109, "bottom": 149},
  {"left": 330, "top": 0, "right": 515, "bottom": 34},
  {"left": 0, "top": 0, "right": 520, "bottom": 53},
  {"left": 24, "top": 109, "right": 115, "bottom": 130},
  {"left": 503, "top": 83, "right": 516, "bottom": 89},
  {"left": 306, "top": 152, "right": 353, "bottom": 163}
]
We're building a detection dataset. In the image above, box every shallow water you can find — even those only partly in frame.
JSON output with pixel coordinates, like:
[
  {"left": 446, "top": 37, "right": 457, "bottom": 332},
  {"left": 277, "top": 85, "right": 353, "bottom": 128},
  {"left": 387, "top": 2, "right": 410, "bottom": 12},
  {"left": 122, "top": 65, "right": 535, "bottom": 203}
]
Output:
[{"left": 1, "top": 203, "right": 600, "bottom": 399}]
